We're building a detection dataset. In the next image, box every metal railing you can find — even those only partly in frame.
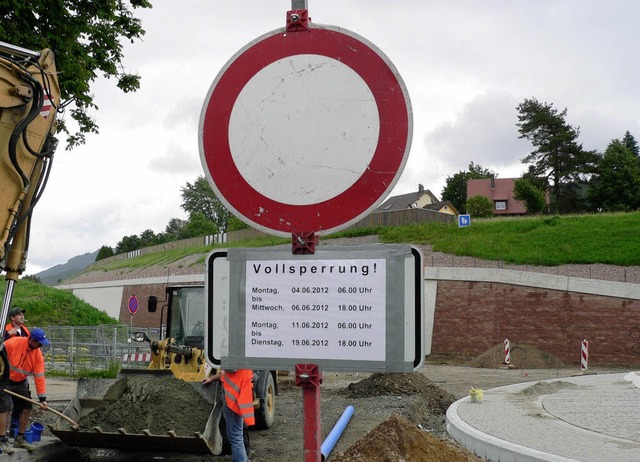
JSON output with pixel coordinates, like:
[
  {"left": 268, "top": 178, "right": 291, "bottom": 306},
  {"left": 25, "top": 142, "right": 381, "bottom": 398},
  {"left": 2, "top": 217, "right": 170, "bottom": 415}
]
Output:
[{"left": 42, "top": 325, "right": 163, "bottom": 375}]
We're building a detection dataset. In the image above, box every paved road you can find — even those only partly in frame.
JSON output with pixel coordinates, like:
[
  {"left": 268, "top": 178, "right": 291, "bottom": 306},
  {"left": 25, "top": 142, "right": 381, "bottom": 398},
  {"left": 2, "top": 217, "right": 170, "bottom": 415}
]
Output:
[{"left": 447, "top": 370, "right": 640, "bottom": 461}]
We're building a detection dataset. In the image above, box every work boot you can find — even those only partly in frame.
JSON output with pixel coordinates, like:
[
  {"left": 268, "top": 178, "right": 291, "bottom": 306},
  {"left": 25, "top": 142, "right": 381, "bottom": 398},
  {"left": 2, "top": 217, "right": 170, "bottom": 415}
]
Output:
[
  {"left": 13, "top": 434, "right": 36, "bottom": 452},
  {"left": 1, "top": 436, "right": 16, "bottom": 454}
]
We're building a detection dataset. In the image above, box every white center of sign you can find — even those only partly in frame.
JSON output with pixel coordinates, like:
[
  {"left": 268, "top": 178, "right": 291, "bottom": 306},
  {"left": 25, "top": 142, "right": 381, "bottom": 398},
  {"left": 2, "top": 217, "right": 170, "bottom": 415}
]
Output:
[{"left": 228, "top": 54, "right": 380, "bottom": 205}]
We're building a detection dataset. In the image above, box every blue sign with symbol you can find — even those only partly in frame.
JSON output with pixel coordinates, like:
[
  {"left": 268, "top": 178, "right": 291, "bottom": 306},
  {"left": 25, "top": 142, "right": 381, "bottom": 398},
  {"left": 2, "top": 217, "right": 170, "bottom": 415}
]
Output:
[
  {"left": 128, "top": 295, "right": 139, "bottom": 315},
  {"left": 458, "top": 214, "right": 471, "bottom": 228}
]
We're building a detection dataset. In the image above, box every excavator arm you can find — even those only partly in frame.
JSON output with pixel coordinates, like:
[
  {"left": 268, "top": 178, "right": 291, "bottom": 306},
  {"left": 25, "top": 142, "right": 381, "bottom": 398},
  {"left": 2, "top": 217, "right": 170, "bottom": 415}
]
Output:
[{"left": 0, "top": 41, "right": 61, "bottom": 389}]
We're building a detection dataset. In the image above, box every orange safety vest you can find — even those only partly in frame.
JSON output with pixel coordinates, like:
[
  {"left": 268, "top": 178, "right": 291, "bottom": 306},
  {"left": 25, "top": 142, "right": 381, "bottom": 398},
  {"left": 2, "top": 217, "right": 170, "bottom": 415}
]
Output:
[
  {"left": 222, "top": 370, "right": 255, "bottom": 426},
  {"left": 4, "top": 323, "right": 30, "bottom": 339},
  {"left": 4, "top": 336, "right": 46, "bottom": 400}
]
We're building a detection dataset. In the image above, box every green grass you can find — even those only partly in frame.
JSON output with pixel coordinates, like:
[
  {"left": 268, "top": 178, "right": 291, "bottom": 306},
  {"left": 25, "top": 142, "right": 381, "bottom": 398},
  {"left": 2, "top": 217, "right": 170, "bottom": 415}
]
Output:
[
  {"left": 0, "top": 279, "right": 118, "bottom": 327},
  {"left": 374, "top": 212, "right": 640, "bottom": 266},
  {"left": 92, "top": 212, "right": 640, "bottom": 270}
]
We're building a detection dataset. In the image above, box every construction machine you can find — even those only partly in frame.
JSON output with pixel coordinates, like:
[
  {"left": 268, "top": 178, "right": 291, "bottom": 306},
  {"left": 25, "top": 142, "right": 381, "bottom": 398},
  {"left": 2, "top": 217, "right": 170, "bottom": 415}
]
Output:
[
  {"left": 51, "top": 284, "right": 277, "bottom": 455},
  {"left": 0, "top": 41, "right": 61, "bottom": 390}
]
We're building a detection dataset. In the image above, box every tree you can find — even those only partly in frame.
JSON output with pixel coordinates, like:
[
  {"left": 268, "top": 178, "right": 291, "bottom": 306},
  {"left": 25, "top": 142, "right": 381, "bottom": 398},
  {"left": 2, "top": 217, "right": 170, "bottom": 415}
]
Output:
[
  {"left": 516, "top": 98, "right": 598, "bottom": 213},
  {"left": 466, "top": 195, "right": 493, "bottom": 217},
  {"left": 163, "top": 218, "right": 189, "bottom": 241},
  {"left": 622, "top": 130, "right": 639, "bottom": 158},
  {"left": 181, "top": 176, "right": 235, "bottom": 232},
  {"left": 441, "top": 162, "right": 495, "bottom": 214},
  {"left": 0, "top": 1, "right": 152, "bottom": 147},
  {"left": 96, "top": 245, "right": 114, "bottom": 261},
  {"left": 588, "top": 139, "right": 640, "bottom": 211},
  {"left": 115, "top": 234, "right": 141, "bottom": 254},
  {"left": 183, "top": 212, "right": 219, "bottom": 238},
  {"left": 513, "top": 179, "right": 547, "bottom": 214}
]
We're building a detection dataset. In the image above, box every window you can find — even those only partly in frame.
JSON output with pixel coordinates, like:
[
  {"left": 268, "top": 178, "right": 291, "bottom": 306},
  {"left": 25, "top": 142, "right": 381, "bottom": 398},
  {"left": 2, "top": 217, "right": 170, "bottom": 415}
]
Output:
[{"left": 495, "top": 201, "right": 506, "bottom": 210}]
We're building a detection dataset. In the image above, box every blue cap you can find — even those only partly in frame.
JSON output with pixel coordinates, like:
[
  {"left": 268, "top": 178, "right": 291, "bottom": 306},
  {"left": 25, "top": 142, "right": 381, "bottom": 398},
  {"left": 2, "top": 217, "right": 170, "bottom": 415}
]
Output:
[{"left": 30, "top": 328, "right": 50, "bottom": 347}]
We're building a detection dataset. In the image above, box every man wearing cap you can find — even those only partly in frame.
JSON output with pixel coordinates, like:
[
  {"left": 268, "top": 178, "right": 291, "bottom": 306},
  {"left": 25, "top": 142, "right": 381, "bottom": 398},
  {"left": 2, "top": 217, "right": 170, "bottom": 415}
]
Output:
[
  {"left": 0, "top": 328, "right": 50, "bottom": 452},
  {"left": 4, "top": 307, "right": 29, "bottom": 339}
]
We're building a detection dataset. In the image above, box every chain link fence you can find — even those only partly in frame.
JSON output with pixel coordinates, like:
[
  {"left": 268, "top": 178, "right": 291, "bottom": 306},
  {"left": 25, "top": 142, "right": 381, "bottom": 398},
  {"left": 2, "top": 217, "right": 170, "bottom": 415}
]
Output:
[{"left": 42, "top": 325, "right": 164, "bottom": 375}]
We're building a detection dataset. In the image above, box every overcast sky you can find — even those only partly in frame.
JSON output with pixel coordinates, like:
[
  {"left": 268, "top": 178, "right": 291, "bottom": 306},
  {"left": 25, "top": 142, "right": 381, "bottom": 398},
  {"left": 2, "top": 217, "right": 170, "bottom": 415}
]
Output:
[{"left": 25, "top": 0, "right": 640, "bottom": 274}]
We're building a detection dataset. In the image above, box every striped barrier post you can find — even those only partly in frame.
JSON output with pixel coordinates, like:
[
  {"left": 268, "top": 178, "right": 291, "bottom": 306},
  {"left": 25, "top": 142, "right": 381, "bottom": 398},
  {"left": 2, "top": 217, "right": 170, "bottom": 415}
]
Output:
[
  {"left": 122, "top": 353, "right": 151, "bottom": 363},
  {"left": 581, "top": 339, "right": 589, "bottom": 371},
  {"left": 504, "top": 338, "right": 511, "bottom": 364}
]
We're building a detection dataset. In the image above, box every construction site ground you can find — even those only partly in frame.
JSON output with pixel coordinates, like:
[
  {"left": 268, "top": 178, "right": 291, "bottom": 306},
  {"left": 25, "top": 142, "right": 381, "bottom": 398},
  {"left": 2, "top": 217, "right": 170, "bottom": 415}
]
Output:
[{"left": 11, "top": 343, "right": 632, "bottom": 462}]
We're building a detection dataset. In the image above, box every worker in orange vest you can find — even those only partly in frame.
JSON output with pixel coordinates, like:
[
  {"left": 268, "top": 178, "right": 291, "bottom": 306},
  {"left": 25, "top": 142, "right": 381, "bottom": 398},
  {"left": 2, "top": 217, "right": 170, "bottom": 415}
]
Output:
[
  {"left": 204, "top": 369, "right": 254, "bottom": 462},
  {"left": 4, "top": 307, "right": 30, "bottom": 340},
  {"left": 0, "top": 328, "right": 50, "bottom": 454}
]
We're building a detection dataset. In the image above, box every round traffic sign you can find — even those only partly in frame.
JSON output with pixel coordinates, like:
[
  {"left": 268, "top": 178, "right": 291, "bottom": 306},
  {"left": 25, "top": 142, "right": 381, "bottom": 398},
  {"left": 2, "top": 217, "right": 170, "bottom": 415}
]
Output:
[
  {"left": 199, "top": 24, "right": 412, "bottom": 236},
  {"left": 128, "top": 295, "right": 138, "bottom": 315}
]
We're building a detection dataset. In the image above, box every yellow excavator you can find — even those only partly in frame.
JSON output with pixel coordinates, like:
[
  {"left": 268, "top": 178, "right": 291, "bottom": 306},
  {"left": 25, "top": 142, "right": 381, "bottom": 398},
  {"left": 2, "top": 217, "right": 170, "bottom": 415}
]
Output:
[
  {"left": 0, "top": 41, "right": 61, "bottom": 390},
  {"left": 50, "top": 285, "right": 277, "bottom": 455}
]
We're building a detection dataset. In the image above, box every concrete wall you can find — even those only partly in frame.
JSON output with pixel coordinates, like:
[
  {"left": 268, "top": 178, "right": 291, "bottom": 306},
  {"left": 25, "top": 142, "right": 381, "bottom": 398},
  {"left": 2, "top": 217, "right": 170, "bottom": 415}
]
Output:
[
  {"left": 425, "top": 267, "right": 640, "bottom": 366},
  {"left": 60, "top": 266, "right": 640, "bottom": 366}
]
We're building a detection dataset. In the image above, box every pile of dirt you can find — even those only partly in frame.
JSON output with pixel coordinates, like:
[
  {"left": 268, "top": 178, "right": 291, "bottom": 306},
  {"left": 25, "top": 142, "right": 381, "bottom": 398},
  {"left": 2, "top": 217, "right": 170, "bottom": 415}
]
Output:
[
  {"left": 344, "top": 372, "right": 456, "bottom": 416},
  {"left": 518, "top": 380, "right": 578, "bottom": 396},
  {"left": 466, "top": 343, "right": 564, "bottom": 369},
  {"left": 76, "top": 376, "right": 213, "bottom": 435},
  {"left": 331, "top": 414, "right": 482, "bottom": 462}
]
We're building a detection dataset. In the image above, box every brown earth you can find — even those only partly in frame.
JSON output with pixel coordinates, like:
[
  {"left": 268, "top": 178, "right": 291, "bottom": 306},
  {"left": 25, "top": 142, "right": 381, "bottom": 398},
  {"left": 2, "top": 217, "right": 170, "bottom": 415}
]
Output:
[{"left": 39, "top": 343, "right": 625, "bottom": 461}]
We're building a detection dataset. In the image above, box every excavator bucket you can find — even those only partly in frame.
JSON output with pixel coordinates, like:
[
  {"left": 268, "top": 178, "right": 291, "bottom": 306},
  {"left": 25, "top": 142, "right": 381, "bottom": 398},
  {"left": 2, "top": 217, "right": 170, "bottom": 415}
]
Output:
[{"left": 50, "top": 375, "right": 225, "bottom": 455}]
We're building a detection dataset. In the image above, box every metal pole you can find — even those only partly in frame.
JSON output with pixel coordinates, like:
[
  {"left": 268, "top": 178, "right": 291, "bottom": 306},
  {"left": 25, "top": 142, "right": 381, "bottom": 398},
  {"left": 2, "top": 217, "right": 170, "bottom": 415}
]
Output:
[
  {"left": 0, "top": 280, "right": 16, "bottom": 337},
  {"left": 292, "top": 0, "right": 308, "bottom": 9},
  {"left": 0, "top": 40, "right": 40, "bottom": 59},
  {"left": 296, "top": 364, "right": 322, "bottom": 462}
]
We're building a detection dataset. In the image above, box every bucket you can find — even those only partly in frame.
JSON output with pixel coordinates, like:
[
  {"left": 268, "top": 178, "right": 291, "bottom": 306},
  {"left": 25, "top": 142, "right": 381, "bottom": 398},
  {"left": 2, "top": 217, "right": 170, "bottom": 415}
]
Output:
[
  {"left": 469, "top": 388, "right": 484, "bottom": 403},
  {"left": 24, "top": 428, "right": 33, "bottom": 444},
  {"left": 31, "top": 422, "right": 45, "bottom": 442}
]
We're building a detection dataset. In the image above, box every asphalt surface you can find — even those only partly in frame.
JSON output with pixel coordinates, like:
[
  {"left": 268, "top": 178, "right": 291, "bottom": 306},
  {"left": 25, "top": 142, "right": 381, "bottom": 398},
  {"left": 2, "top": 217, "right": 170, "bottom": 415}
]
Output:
[{"left": 447, "top": 371, "right": 640, "bottom": 462}]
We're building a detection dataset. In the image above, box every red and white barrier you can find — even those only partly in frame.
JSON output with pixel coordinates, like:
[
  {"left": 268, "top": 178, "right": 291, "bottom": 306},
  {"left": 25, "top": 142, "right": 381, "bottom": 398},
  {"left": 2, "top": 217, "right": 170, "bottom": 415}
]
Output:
[
  {"left": 580, "top": 340, "right": 589, "bottom": 371},
  {"left": 122, "top": 353, "right": 151, "bottom": 362},
  {"left": 504, "top": 338, "right": 511, "bottom": 364}
]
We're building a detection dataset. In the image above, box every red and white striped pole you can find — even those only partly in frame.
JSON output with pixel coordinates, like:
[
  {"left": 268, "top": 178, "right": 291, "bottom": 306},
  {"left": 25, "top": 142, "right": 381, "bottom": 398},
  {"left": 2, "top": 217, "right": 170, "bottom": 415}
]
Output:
[
  {"left": 504, "top": 338, "right": 511, "bottom": 365},
  {"left": 580, "top": 339, "right": 589, "bottom": 371}
]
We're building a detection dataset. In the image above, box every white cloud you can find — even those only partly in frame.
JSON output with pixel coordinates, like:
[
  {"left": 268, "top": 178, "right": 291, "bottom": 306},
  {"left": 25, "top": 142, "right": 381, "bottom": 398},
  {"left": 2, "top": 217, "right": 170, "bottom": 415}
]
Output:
[{"left": 15, "top": 0, "right": 640, "bottom": 273}]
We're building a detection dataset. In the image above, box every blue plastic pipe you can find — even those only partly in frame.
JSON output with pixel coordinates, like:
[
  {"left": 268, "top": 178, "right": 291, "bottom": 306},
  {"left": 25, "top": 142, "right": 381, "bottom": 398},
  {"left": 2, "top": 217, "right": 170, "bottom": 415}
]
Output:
[{"left": 321, "top": 405, "right": 355, "bottom": 461}]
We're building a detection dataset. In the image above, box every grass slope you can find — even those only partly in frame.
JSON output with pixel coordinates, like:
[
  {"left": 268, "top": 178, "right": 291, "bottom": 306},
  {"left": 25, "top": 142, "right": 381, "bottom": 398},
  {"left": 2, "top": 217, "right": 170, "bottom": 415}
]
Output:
[{"left": 0, "top": 279, "right": 118, "bottom": 327}]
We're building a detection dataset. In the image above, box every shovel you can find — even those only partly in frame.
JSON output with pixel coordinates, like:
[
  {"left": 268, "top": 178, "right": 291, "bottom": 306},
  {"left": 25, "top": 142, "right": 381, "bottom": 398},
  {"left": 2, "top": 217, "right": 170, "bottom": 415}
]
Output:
[{"left": 3, "top": 388, "right": 78, "bottom": 429}]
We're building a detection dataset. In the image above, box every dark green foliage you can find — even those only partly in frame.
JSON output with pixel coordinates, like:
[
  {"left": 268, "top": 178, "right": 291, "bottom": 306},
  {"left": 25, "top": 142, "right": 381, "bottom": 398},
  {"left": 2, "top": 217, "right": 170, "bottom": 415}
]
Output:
[
  {"left": 622, "top": 131, "right": 639, "bottom": 158},
  {"left": 466, "top": 195, "right": 493, "bottom": 217},
  {"left": 227, "top": 216, "right": 249, "bottom": 232},
  {"left": 181, "top": 176, "right": 234, "bottom": 232},
  {"left": 0, "top": 0, "right": 152, "bottom": 147},
  {"left": 95, "top": 245, "right": 114, "bottom": 261},
  {"left": 115, "top": 234, "right": 141, "bottom": 254},
  {"left": 513, "top": 179, "right": 547, "bottom": 214},
  {"left": 588, "top": 139, "right": 640, "bottom": 211},
  {"left": 516, "top": 98, "right": 599, "bottom": 213},
  {"left": 441, "top": 162, "right": 495, "bottom": 213}
]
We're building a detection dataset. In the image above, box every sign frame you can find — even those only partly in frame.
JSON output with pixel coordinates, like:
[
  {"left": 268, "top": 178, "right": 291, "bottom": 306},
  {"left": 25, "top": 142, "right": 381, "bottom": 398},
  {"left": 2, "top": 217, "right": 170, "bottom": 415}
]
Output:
[{"left": 205, "top": 245, "right": 424, "bottom": 373}]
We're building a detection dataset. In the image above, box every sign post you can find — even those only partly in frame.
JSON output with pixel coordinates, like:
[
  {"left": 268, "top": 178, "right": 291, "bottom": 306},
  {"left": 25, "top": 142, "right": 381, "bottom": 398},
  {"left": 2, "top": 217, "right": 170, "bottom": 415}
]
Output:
[{"left": 199, "top": 3, "right": 414, "bottom": 460}]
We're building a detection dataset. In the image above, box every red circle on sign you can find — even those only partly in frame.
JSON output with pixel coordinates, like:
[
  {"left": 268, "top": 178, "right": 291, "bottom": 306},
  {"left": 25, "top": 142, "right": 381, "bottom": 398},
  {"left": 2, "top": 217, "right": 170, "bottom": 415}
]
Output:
[
  {"left": 200, "top": 25, "right": 411, "bottom": 236},
  {"left": 128, "top": 295, "right": 138, "bottom": 315}
]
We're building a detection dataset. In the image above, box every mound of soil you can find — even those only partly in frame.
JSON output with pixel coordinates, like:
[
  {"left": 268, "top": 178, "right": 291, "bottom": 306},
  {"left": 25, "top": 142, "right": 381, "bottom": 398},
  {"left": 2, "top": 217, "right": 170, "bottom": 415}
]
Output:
[
  {"left": 518, "top": 380, "right": 578, "bottom": 396},
  {"left": 344, "top": 372, "right": 456, "bottom": 415},
  {"left": 331, "top": 414, "right": 482, "bottom": 462},
  {"left": 76, "top": 376, "right": 212, "bottom": 435},
  {"left": 466, "top": 343, "right": 564, "bottom": 369}
]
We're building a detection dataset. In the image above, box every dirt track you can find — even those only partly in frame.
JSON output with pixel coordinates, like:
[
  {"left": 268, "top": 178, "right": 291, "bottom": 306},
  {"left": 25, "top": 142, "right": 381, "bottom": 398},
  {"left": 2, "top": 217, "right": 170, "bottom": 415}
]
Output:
[{"left": 38, "top": 359, "right": 631, "bottom": 462}]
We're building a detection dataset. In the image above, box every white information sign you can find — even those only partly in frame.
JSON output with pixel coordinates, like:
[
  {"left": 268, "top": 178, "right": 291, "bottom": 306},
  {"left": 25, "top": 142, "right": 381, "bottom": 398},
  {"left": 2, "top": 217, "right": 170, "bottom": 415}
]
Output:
[{"left": 245, "top": 259, "right": 386, "bottom": 361}]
